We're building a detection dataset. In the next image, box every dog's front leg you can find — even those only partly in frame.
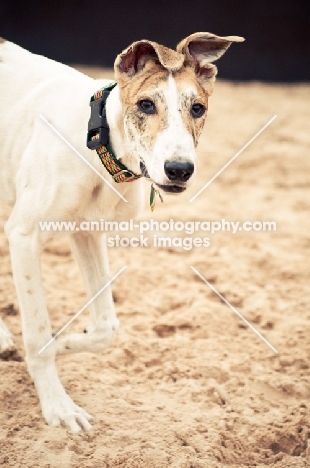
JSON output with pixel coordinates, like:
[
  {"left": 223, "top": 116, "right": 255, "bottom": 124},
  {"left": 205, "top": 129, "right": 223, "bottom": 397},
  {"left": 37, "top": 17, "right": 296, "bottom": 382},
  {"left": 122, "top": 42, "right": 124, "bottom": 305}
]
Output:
[
  {"left": 55, "top": 232, "right": 119, "bottom": 354},
  {"left": 5, "top": 219, "right": 92, "bottom": 433}
]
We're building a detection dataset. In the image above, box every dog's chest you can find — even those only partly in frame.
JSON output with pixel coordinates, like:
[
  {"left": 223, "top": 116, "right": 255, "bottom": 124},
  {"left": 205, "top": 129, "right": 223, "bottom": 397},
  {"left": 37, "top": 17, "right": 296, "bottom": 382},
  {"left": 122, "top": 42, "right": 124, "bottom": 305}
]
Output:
[{"left": 82, "top": 180, "right": 145, "bottom": 222}]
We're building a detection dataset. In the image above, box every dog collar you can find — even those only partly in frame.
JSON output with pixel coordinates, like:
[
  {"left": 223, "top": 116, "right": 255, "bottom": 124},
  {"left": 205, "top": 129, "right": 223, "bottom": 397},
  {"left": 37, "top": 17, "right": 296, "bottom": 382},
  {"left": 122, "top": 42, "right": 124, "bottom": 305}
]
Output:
[{"left": 86, "top": 82, "right": 142, "bottom": 183}]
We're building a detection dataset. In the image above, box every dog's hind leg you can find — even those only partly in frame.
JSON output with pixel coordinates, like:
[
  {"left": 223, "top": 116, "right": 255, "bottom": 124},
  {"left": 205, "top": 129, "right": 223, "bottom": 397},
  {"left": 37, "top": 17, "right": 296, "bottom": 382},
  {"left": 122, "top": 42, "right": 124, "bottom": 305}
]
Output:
[
  {"left": 0, "top": 316, "right": 14, "bottom": 351},
  {"left": 55, "top": 232, "right": 119, "bottom": 354}
]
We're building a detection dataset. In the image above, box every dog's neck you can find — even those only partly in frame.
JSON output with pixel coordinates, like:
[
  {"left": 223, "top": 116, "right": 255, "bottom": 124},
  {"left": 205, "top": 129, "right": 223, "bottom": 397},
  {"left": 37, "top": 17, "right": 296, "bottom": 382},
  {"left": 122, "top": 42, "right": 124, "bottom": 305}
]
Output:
[{"left": 104, "top": 85, "right": 141, "bottom": 176}]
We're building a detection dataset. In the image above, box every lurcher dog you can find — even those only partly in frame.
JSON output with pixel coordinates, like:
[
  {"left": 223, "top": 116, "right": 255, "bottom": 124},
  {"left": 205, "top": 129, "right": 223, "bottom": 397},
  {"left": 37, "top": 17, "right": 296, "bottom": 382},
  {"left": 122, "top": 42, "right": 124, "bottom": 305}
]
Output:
[{"left": 0, "top": 33, "right": 243, "bottom": 432}]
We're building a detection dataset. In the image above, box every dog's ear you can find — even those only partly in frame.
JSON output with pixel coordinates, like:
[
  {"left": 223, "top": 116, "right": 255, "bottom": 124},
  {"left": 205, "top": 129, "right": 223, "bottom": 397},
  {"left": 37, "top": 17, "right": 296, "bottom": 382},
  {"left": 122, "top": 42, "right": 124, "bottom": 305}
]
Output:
[
  {"left": 115, "top": 40, "right": 184, "bottom": 78},
  {"left": 177, "top": 32, "right": 244, "bottom": 93}
]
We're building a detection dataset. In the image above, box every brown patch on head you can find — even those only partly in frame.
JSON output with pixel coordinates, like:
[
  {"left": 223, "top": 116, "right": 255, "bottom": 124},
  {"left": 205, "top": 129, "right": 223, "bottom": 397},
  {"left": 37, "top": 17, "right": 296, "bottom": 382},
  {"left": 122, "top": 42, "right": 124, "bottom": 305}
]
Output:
[
  {"left": 112, "top": 33, "right": 243, "bottom": 167},
  {"left": 25, "top": 275, "right": 31, "bottom": 281},
  {"left": 116, "top": 53, "right": 169, "bottom": 100},
  {"left": 26, "top": 290, "right": 33, "bottom": 295},
  {"left": 39, "top": 324, "right": 46, "bottom": 333},
  {"left": 116, "top": 33, "right": 243, "bottom": 96},
  {"left": 0, "top": 37, "right": 5, "bottom": 44},
  {"left": 118, "top": 60, "right": 170, "bottom": 150},
  {"left": 173, "top": 66, "right": 209, "bottom": 146},
  {"left": 115, "top": 39, "right": 179, "bottom": 116}
]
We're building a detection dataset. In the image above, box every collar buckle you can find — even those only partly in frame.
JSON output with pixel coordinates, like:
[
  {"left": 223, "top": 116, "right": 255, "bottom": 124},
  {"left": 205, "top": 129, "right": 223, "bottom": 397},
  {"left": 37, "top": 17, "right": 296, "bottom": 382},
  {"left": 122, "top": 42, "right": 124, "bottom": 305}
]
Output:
[
  {"left": 112, "top": 169, "right": 139, "bottom": 183},
  {"left": 86, "top": 93, "right": 110, "bottom": 150}
]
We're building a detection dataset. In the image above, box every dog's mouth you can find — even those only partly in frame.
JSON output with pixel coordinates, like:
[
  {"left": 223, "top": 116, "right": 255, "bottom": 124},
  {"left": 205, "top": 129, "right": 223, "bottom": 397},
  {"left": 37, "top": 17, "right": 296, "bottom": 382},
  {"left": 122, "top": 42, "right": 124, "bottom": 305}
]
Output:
[
  {"left": 156, "top": 184, "right": 186, "bottom": 194},
  {"left": 139, "top": 161, "right": 187, "bottom": 194}
]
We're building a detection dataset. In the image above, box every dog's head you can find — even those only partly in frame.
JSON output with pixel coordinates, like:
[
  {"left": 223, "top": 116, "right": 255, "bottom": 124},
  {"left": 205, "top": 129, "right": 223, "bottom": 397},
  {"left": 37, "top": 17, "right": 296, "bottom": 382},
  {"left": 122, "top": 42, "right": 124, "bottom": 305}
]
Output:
[{"left": 114, "top": 32, "right": 244, "bottom": 194}]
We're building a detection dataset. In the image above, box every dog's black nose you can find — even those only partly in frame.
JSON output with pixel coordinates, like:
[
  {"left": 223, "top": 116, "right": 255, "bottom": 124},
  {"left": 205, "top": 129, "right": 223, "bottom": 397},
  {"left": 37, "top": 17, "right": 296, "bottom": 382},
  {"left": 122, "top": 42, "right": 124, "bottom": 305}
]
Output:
[{"left": 164, "top": 160, "right": 194, "bottom": 182}]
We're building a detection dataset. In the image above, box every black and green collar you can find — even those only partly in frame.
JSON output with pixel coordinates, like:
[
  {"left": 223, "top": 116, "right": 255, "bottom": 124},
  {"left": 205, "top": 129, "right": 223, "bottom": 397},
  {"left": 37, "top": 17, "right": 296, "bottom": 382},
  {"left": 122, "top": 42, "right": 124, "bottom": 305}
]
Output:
[{"left": 86, "top": 82, "right": 142, "bottom": 183}]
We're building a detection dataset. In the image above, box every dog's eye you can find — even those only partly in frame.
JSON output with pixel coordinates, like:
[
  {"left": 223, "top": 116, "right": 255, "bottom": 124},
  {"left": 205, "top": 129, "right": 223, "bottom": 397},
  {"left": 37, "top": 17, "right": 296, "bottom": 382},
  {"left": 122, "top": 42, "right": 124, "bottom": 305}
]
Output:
[
  {"left": 138, "top": 99, "right": 156, "bottom": 115},
  {"left": 191, "top": 103, "right": 206, "bottom": 118}
]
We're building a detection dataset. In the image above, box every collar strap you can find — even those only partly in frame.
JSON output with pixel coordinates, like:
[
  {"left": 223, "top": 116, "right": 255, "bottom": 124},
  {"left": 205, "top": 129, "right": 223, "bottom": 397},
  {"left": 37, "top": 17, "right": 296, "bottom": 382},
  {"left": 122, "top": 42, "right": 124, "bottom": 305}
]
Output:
[{"left": 86, "top": 82, "right": 142, "bottom": 183}]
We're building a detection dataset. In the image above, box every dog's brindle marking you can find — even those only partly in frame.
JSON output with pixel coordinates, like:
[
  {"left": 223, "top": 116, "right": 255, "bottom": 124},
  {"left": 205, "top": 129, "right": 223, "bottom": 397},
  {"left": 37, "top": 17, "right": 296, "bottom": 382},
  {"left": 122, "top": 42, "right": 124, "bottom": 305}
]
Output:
[
  {"left": 0, "top": 33, "right": 244, "bottom": 432},
  {"left": 118, "top": 62, "right": 204, "bottom": 162},
  {"left": 174, "top": 66, "right": 209, "bottom": 145}
]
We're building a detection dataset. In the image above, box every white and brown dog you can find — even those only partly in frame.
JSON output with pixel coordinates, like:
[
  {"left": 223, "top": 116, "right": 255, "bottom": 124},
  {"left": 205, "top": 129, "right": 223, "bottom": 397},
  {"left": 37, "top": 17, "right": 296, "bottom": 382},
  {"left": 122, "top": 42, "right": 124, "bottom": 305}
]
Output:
[{"left": 0, "top": 33, "right": 243, "bottom": 432}]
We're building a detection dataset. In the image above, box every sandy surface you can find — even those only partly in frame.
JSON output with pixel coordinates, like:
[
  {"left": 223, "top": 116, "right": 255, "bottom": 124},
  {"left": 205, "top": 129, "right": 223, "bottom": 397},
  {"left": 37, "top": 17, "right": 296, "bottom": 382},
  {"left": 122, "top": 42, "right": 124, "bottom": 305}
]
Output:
[{"left": 0, "top": 68, "right": 309, "bottom": 467}]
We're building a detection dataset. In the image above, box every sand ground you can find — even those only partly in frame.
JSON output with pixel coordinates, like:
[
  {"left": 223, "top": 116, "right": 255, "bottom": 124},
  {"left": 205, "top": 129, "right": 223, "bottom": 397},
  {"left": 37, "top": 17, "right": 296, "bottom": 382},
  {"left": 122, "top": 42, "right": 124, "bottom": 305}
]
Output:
[{"left": 0, "top": 68, "right": 309, "bottom": 467}]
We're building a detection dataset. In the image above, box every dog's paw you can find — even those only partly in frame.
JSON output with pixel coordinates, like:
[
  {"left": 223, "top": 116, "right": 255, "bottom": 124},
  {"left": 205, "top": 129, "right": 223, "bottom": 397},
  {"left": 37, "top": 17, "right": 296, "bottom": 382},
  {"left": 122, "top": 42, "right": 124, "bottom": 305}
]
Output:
[{"left": 42, "top": 393, "right": 93, "bottom": 433}]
